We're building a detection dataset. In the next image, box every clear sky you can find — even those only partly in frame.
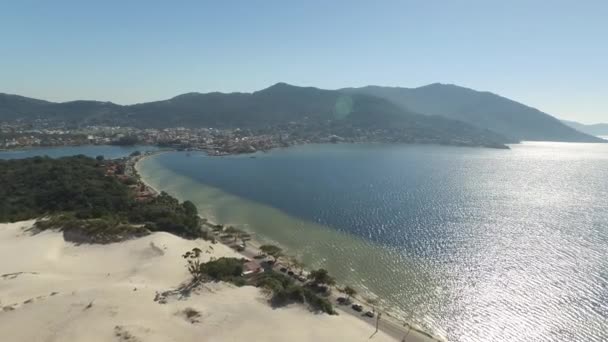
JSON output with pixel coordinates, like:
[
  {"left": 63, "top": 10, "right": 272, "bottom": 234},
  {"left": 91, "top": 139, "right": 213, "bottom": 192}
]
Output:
[{"left": 1, "top": 0, "right": 606, "bottom": 123}]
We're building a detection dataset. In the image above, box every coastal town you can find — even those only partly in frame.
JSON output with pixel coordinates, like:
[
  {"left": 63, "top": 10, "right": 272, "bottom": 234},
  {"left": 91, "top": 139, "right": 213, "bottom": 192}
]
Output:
[
  {"left": 1, "top": 117, "right": 500, "bottom": 153},
  {"left": 1, "top": 122, "right": 334, "bottom": 154}
]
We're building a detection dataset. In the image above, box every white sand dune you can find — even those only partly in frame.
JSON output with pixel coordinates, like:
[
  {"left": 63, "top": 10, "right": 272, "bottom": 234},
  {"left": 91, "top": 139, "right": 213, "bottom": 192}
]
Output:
[{"left": 0, "top": 221, "right": 395, "bottom": 342}]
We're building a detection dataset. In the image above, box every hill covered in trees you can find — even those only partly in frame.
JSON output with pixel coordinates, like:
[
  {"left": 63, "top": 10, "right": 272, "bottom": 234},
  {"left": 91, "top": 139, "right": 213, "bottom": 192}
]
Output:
[
  {"left": 0, "top": 155, "right": 201, "bottom": 242},
  {"left": 0, "top": 83, "right": 512, "bottom": 148},
  {"left": 341, "top": 84, "right": 604, "bottom": 143}
]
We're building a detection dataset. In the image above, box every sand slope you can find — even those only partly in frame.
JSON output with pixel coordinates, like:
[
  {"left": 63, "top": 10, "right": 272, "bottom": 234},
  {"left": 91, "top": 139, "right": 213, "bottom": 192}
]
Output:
[{"left": 0, "top": 221, "right": 395, "bottom": 342}]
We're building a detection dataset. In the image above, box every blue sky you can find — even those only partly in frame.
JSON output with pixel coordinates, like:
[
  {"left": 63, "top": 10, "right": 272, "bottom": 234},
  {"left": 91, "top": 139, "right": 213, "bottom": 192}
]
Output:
[{"left": 1, "top": 0, "right": 606, "bottom": 123}]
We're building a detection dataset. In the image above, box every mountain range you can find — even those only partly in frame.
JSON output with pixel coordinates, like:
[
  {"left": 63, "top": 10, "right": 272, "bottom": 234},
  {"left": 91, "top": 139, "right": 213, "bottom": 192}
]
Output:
[
  {"left": 0, "top": 83, "right": 604, "bottom": 147},
  {"left": 341, "top": 84, "right": 603, "bottom": 143},
  {"left": 561, "top": 120, "right": 608, "bottom": 137}
]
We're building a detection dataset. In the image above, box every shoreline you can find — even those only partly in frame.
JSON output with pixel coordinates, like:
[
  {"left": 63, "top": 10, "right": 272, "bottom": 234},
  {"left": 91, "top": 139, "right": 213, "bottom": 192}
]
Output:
[{"left": 134, "top": 153, "right": 445, "bottom": 342}]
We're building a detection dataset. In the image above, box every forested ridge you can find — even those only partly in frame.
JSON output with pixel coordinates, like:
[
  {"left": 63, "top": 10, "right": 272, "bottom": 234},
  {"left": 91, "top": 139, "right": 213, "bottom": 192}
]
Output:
[{"left": 0, "top": 156, "right": 201, "bottom": 242}]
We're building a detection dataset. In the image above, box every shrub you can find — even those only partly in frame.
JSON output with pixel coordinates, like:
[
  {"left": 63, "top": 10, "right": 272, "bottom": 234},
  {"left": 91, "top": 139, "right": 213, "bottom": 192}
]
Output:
[
  {"left": 253, "top": 270, "right": 335, "bottom": 314},
  {"left": 200, "top": 257, "right": 244, "bottom": 281}
]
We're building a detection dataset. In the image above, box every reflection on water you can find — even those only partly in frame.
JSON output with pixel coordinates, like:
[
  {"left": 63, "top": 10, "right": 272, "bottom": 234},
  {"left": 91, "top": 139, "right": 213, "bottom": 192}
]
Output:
[{"left": 138, "top": 142, "right": 608, "bottom": 342}]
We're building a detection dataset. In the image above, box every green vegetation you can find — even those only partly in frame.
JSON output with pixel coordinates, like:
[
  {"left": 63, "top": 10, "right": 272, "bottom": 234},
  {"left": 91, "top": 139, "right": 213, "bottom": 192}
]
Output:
[
  {"left": 35, "top": 214, "right": 149, "bottom": 244},
  {"left": 182, "top": 248, "right": 204, "bottom": 281},
  {"left": 308, "top": 268, "right": 335, "bottom": 286},
  {"left": 0, "top": 83, "right": 520, "bottom": 148},
  {"left": 254, "top": 270, "right": 335, "bottom": 315},
  {"left": 259, "top": 244, "right": 283, "bottom": 262},
  {"left": 200, "top": 257, "right": 246, "bottom": 285},
  {"left": 0, "top": 156, "right": 201, "bottom": 242},
  {"left": 182, "top": 248, "right": 246, "bottom": 286},
  {"left": 343, "top": 286, "right": 357, "bottom": 300},
  {"left": 180, "top": 248, "right": 334, "bottom": 315},
  {"left": 0, "top": 155, "right": 130, "bottom": 222},
  {"left": 129, "top": 192, "right": 201, "bottom": 238}
]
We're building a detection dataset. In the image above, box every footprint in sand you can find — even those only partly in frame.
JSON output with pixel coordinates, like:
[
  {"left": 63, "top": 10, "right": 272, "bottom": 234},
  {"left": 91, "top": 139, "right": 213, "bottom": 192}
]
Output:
[
  {"left": 0, "top": 272, "right": 39, "bottom": 280},
  {"left": 2, "top": 291, "right": 60, "bottom": 312}
]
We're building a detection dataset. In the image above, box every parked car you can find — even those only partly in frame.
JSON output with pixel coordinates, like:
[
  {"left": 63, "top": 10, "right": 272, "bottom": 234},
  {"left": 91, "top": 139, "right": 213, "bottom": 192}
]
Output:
[
  {"left": 337, "top": 297, "right": 351, "bottom": 305},
  {"left": 351, "top": 304, "right": 363, "bottom": 312},
  {"left": 364, "top": 311, "right": 374, "bottom": 318},
  {"left": 279, "top": 267, "right": 287, "bottom": 273},
  {"left": 296, "top": 275, "right": 307, "bottom": 282},
  {"left": 287, "top": 270, "right": 295, "bottom": 276}
]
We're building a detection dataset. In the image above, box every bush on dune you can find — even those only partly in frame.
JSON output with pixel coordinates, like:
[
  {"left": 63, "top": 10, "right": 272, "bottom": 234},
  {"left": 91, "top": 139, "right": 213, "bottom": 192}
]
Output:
[{"left": 253, "top": 270, "right": 335, "bottom": 315}]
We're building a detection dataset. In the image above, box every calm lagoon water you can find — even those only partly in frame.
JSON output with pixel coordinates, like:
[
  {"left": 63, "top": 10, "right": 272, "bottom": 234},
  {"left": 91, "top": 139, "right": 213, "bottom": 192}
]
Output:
[
  {"left": 0, "top": 145, "right": 158, "bottom": 160},
  {"left": 139, "top": 142, "right": 608, "bottom": 342}
]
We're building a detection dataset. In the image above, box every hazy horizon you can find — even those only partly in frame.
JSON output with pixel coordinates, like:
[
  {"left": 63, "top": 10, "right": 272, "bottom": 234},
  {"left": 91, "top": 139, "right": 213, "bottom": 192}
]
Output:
[{"left": 1, "top": 0, "right": 606, "bottom": 124}]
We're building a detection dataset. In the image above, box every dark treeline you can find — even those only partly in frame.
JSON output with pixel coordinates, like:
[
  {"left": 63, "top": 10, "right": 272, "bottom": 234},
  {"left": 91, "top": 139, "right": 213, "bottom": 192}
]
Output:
[{"left": 0, "top": 155, "right": 200, "bottom": 241}]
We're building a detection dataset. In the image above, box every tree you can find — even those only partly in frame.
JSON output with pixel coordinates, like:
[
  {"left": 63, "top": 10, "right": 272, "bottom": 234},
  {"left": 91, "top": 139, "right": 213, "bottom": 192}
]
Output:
[
  {"left": 344, "top": 286, "right": 357, "bottom": 300},
  {"left": 260, "top": 244, "right": 283, "bottom": 262},
  {"left": 182, "top": 200, "right": 198, "bottom": 217},
  {"left": 95, "top": 155, "right": 104, "bottom": 161},
  {"left": 182, "top": 247, "right": 203, "bottom": 282},
  {"left": 200, "top": 257, "right": 244, "bottom": 280},
  {"left": 308, "top": 268, "right": 335, "bottom": 286}
]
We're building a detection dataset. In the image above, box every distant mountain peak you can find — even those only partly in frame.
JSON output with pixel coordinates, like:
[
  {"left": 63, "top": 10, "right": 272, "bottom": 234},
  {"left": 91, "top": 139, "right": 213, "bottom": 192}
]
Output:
[
  {"left": 171, "top": 92, "right": 204, "bottom": 99},
  {"left": 261, "top": 82, "right": 292, "bottom": 89},
  {"left": 253, "top": 83, "right": 326, "bottom": 97}
]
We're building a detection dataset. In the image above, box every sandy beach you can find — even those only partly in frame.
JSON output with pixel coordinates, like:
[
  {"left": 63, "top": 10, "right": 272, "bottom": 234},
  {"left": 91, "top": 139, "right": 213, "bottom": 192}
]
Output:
[{"left": 0, "top": 220, "right": 400, "bottom": 342}]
